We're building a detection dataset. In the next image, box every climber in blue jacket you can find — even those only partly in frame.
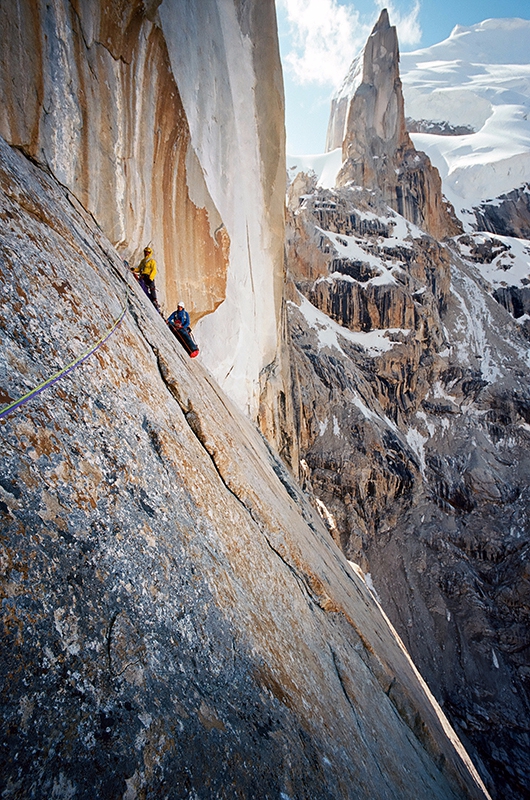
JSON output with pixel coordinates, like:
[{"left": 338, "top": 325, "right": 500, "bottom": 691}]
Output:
[
  {"left": 168, "top": 302, "right": 190, "bottom": 330},
  {"left": 167, "top": 302, "right": 199, "bottom": 358}
]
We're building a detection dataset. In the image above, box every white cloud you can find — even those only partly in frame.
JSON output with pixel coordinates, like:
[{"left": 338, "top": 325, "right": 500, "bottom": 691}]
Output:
[
  {"left": 278, "top": 0, "right": 371, "bottom": 86},
  {"left": 278, "top": 0, "right": 422, "bottom": 87}
]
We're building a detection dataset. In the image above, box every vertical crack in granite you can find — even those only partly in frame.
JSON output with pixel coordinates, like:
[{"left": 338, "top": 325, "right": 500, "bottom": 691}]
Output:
[{"left": 330, "top": 646, "right": 390, "bottom": 787}]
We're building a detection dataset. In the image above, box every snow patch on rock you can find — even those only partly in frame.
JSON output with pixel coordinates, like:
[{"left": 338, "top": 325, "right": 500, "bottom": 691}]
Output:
[{"left": 291, "top": 296, "right": 409, "bottom": 356}]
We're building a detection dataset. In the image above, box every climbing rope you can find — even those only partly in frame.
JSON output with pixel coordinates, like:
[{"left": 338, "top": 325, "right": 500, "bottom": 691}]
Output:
[{"left": 0, "top": 284, "right": 129, "bottom": 422}]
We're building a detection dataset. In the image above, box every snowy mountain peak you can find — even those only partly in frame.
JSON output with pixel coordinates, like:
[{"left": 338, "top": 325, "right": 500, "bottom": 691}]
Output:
[
  {"left": 441, "top": 17, "right": 530, "bottom": 64},
  {"left": 399, "top": 17, "right": 530, "bottom": 216}
]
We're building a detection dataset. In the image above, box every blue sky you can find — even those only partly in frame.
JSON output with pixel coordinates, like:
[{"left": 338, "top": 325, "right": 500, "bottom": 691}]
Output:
[{"left": 276, "top": 0, "right": 530, "bottom": 155}]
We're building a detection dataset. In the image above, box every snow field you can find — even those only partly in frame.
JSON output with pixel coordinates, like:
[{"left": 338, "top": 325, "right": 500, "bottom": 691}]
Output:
[{"left": 400, "top": 18, "right": 530, "bottom": 211}]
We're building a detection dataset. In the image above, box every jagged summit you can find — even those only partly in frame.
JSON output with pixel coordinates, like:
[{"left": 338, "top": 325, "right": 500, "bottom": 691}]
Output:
[
  {"left": 345, "top": 8, "right": 406, "bottom": 147},
  {"left": 372, "top": 6, "right": 391, "bottom": 32},
  {"left": 328, "top": 10, "right": 460, "bottom": 239},
  {"left": 326, "top": 8, "right": 399, "bottom": 153}
]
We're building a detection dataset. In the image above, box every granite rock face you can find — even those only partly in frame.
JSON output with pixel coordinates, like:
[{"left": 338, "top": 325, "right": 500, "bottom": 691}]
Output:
[
  {"left": 0, "top": 138, "right": 489, "bottom": 800},
  {"left": 0, "top": 0, "right": 226, "bottom": 316},
  {"left": 0, "top": 0, "right": 286, "bottom": 417},
  {"left": 284, "top": 177, "right": 530, "bottom": 799},
  {"left": 455, "top": 231, "right": 530, "bottom": 332},
  {"left": 472, "top": 185, "right": 530, "bottom": 241},
  {"left": 329, "top": 10, "right": 460, "bottom": 241}
]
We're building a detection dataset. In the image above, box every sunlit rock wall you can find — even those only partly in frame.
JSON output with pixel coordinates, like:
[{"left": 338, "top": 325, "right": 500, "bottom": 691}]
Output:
[
  {"left": 159, "top": 0, "right": 286, "bottom": 415},
  {"left": 0, "top": 0, "right": 285, "bottom": 417}
]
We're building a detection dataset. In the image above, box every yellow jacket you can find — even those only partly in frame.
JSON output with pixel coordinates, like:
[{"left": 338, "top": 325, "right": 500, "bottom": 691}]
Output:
[{"left": 135, "top": 256, "right": 157, "bottom": 281}]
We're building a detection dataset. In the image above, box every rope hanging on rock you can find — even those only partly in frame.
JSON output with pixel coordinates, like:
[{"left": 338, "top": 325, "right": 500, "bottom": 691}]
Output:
[{"left": 0, "top": 288, "right": 129, "bottom": 422}]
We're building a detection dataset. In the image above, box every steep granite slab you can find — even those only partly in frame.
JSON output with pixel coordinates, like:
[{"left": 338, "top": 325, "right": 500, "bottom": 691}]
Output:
[{"left": 0, "top": 140, "right": 489, "bottom": 798}]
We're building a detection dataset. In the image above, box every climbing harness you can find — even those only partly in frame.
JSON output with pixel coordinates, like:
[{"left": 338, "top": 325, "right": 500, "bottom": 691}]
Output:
[{"left": 0, "top": 285, "right": 129, "bottom": 422}]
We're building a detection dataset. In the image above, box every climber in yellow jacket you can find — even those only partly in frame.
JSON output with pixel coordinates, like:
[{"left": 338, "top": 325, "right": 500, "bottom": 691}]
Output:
[{"left": 133, "top": 246, "right": 160, "bottom": 311}]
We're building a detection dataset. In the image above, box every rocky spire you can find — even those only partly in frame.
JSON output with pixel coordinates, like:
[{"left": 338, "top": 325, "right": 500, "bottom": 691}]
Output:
[{"left": 334, "top": 9, "right": 461, "bottom": 239}]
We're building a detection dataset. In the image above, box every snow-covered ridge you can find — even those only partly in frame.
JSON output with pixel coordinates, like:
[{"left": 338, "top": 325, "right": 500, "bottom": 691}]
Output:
[
  {"left": 405, "top": 17, "right": 530, "bottom": 66},
  {"left": 287, "top": 149, "right": 343, "bottom": 190},
  {"left": 400, "top": 18, "right": 530, "bottom": 212}
]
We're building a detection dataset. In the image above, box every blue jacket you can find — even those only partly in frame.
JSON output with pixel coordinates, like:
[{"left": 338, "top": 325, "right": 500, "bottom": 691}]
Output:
[{"left": 168, "top": 308, "right": 190, "bottom": 329}]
